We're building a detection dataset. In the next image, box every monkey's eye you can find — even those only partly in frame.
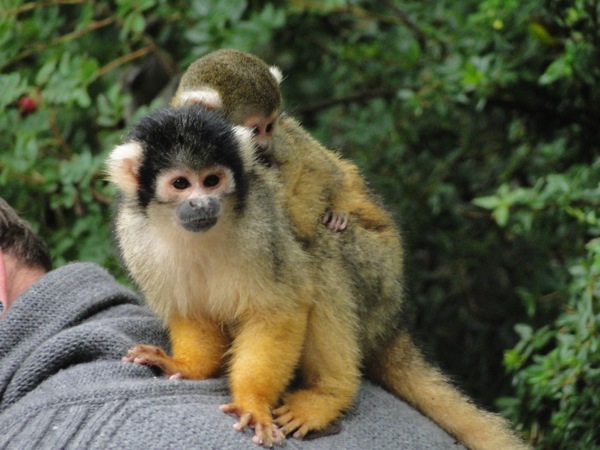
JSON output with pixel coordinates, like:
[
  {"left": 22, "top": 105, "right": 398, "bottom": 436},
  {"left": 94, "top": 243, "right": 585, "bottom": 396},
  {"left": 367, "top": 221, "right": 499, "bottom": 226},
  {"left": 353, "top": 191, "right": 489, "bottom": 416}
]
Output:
[
  {"left": 172, "top": 177, "right": 191, "bottom": 190},
  {"left": 203, "top": 174, "right": 221, "bottom": 188},
  {"left": 266, "top": 123, "right": 274, "bottom": 133},
  {"left": 251, "top": 126, "right": 260, "bottom": 136}
]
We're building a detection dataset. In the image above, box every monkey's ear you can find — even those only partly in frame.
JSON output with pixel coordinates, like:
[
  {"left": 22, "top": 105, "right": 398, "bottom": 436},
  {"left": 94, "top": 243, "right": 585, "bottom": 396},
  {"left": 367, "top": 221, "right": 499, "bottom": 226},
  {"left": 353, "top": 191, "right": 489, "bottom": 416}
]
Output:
[
  {"left": 105, "top": 142, "right": 143, "bottom": 196},
  {"left": 269, "top": 66, "right": 283, "bottom": 84},
  {"left": 177, "top": 87, "right": 223, "bottom": 110},
  {"left": 233, "top": 125, "right": 258, "bottom": 166}
]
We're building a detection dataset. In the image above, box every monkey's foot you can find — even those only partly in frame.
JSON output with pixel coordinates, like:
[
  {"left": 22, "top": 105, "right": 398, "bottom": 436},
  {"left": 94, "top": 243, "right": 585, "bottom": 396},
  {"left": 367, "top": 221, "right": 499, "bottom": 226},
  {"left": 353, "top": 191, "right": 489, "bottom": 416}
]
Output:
[
  {"left": 273, "top": 391, "right": 344, "bottom": 439},
  {"left": 220, "top": 403, "right": 285, "bottom": 447},
  {"left": 122, "top": 344, "right": 184, "bottom": 378},
  {"left": 322, "top": 210, "right": 349, "bottom": 232}
]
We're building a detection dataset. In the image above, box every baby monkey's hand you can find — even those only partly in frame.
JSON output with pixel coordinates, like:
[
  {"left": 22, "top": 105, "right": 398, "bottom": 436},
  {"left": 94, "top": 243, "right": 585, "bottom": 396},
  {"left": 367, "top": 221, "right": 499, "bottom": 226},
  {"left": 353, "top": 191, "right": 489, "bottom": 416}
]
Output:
[{"left": 322, "top": 209, "right": 349, "bottom": 232}]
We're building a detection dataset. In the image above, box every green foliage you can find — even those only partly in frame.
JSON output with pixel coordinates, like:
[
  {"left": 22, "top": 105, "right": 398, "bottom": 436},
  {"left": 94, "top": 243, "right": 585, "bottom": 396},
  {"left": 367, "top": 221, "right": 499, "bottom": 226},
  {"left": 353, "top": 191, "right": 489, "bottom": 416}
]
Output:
[
  {"left": 499, "top": 238, "right": 600, "bottom": 448},
  {"left": 2, "top": 1, "right": 599, "bottom": 448},
  {"left": 462, "top": 2, "right": 600, "bottom": 446},
  {"left": 477, "top": 157, "right": 600, "bottom": 448},
  {"left": 0, "top": 0, "right": 287, "bottom": 269}
]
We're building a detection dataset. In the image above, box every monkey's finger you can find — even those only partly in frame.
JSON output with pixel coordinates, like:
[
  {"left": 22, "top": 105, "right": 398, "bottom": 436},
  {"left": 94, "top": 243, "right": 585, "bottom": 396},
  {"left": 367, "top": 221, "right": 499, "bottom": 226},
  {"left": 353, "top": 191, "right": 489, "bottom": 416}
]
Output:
[
  {"left": 122, "top": 345, "right": 141, "bottom": 360},
  {"left": 253, "top": 422, "right": 285, "bottom": 447},
  {"left": 122, "top": 353, "right": 154, "bottom": 366},
  {"left": 220, "top": 403, "right": 243, "bottom": 417},
  {"left": 322, "top": 210, "right": 350, "bottom": 232},
  {"left": 332, "top": 212, "right": 349, "bottom": 232},
  {"left": 292, "top": 424, "right": 310, "bottom": 440},
  {"left": 273, "top": 411, "right": 292, "bottom": 428},
  {"left": 234, "top": 412, "right": 254, "bottom": 431},
  {"left": 252, "top": 434, "right": 273, "bottom": 447},
  {"left": 328, "top": 216, "right": 343, "bottom": 232},
  {"left": 339, "top": 214, "right": 349, "bottom": 231},
  {"left": 331, "top": 216, "right": 343, "bottom": 231},
  {"left": 278, "top": 416, "right": 303, "bottom": 436},
  {"left": 272, "top": 404, "right": 290, "bottom": 417},
  {"left": 221, "top": 404, "right": 254, "bottom": 431},
  {"left": 273, "top": 410, "right": 307, "bottom": 438}
]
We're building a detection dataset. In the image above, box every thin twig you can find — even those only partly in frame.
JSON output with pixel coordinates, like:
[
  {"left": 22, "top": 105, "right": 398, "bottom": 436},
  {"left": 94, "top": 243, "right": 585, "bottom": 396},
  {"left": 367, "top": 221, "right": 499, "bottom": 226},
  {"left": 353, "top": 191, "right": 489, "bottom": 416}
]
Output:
[
  {"left": 96, "top": 45, "right": 155, "bottom": 78},
  {"left": 383, "top": 0, "right": 428, "bottom": 51},
  {"left": 291, "top": 88, "right": 398, "bottom": 115},
  {"left": 4, "top": 0, "right": 85, "bottom": 16},
  {"left": 14, "top": 16, "right": 116, "bottom": 63}
]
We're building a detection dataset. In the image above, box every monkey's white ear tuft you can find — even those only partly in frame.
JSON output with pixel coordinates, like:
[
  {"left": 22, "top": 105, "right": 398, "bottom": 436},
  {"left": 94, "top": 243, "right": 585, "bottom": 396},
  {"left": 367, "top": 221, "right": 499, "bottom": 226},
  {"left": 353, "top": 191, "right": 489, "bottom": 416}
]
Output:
[
  {"left": 232, "top": 125, "right": 254, "bottom": 146},
  {"left": 178, "top": 88, "right": 223, "bottom": 110},
  {"left": 232, "top": 125, "right": 257, "bottom": 166},
  {"left": 269, "top": 66, "right": 283, "bottom": 84},
  {"left": 105, "top": 142, "right": 143, "bottom": 196}
]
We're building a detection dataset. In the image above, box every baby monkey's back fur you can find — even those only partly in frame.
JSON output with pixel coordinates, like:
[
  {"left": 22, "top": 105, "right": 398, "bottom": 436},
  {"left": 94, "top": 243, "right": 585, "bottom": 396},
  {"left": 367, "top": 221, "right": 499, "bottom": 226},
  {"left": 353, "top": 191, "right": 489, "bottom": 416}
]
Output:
[
  {"left": 108, "top": 106, "right": 529, "bottom": 450},
  {"left": 276, "top": 127, "right": 530, "bottom": 448}
]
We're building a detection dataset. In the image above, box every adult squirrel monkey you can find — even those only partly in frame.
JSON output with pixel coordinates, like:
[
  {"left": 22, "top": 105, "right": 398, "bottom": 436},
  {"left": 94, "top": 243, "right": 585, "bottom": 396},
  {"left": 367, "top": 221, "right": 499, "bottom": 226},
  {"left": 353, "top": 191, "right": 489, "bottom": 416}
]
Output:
[
  {"left": 108, "top": 105, "right": 529, "bottom": 449},
  {"left": 108, "top": 106, "right": 310, "bottom": 446}
]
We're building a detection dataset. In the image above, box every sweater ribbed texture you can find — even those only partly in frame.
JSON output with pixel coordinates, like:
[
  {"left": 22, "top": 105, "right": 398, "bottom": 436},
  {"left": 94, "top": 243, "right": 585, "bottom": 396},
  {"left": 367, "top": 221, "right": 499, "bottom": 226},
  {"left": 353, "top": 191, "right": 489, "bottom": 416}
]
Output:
[{"left": 0, "top": 262, "right": 462, "bottom": 449}]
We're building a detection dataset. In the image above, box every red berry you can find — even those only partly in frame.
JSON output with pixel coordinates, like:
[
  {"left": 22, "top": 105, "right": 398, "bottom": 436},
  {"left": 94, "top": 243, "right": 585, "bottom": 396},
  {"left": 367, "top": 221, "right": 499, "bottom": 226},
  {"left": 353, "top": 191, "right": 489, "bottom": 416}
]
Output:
[{"left": 18, "top": 96, "right": 38, "bottom": 113}]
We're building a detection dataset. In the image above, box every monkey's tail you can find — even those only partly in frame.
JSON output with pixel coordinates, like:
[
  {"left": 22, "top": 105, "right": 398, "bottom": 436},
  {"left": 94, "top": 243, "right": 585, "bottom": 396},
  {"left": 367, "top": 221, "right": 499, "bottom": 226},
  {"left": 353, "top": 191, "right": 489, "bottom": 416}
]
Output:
[{"left": 368, "top": 331, "right": 531, "bottom": 450}]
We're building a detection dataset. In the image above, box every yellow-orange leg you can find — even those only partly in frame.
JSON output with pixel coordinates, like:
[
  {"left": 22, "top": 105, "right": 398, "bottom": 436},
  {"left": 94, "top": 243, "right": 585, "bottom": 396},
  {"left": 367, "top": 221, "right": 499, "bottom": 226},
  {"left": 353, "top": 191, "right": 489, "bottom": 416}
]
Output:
[
  {"left": 273, "top": 302, "right": 361, "bottom": 438},
  {"left": 221, "top": 306, "right": 309, "bottom": 447},
  {"left": 123, "top": 314, "right": 229, "bottom": 379}
]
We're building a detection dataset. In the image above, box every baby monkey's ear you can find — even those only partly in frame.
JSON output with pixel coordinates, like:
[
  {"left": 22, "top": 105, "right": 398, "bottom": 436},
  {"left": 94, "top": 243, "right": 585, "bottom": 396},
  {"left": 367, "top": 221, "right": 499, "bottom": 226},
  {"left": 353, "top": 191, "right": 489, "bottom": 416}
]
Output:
[
  {"left": 269, "top": 66, "right": 283, "bottom": 84},
  {"left": 176, "top": 87, "right": 223, "bottom": 110},
  {"left": 105, "top": 142, "right": 144, "bottom": 196}
]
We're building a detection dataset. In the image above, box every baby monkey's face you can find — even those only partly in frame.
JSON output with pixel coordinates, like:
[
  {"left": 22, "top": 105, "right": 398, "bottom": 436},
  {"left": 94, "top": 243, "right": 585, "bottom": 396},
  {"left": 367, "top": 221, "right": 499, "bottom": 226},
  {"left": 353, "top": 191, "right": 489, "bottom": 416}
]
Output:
[{"left": 238, "top": 111, "right": 278, "bottom": 152}]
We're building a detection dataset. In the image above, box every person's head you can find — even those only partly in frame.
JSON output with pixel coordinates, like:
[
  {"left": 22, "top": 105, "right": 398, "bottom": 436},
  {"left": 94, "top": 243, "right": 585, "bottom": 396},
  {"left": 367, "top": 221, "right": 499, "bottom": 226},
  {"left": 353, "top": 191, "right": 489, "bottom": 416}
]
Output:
[{"left": 0, "top": 197, "right": 51, "bottom": 314}]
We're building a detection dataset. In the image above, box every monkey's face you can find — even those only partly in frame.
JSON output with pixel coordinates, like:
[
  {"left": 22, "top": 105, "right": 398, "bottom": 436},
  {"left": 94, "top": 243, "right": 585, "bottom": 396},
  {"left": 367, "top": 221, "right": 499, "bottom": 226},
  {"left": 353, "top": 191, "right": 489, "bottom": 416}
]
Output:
[
  {"left": 239, "top": 112, "right": 278, "bottom": 152},
  {"left": 107, "top": 106, "right": 254, "bottom": 235},
  {"left": 154, "top": 165, "right": 237, "bottom": 233}
]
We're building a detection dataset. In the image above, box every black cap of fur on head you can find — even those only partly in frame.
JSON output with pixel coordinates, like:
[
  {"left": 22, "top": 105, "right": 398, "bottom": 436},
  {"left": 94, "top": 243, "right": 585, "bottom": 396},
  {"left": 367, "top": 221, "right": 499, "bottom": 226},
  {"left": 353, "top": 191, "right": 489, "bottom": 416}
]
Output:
[{"left": 125, "top": 105, "right": 249, "bottom": 211}]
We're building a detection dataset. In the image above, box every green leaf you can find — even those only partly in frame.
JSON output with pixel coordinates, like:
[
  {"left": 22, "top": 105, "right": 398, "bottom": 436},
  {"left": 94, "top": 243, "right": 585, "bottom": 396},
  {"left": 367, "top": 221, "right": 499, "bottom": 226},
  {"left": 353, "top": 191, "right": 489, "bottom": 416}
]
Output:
[
  {"left": 539, "top": 56, "right": 572, "bottom": 85},
  {"left": 0, "top": 73, "right": 28, "bottom": 108}
]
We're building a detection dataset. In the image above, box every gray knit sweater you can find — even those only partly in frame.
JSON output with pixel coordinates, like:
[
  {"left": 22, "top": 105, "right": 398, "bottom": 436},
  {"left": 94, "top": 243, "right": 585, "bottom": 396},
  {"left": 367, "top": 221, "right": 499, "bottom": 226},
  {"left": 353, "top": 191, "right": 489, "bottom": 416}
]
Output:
[{"left": 0, "top": 262, "right": 462, "bottom": 449}]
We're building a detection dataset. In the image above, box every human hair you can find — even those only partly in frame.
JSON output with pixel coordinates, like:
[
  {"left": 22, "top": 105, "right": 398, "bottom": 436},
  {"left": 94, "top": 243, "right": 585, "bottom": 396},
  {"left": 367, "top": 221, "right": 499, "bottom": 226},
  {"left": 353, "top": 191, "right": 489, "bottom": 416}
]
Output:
[{"left": 0, "top": 197, "right": 52, "bottom": 272}]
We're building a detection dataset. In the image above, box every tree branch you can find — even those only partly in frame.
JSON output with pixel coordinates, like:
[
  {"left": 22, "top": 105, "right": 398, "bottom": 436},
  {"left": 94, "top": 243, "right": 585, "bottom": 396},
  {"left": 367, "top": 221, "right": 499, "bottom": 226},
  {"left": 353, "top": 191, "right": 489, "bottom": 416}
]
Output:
[
  {"left": 291, "top": 88, "right": 398, "bottom": 115},
  {"left": 5, "top": 0, "right": 85, "bottom": 16},
  {"left": 14, "top": 16, "right": 116, "bottom": 63},
  {"left": 96, "top": 45, "right": 155, "bottom": 78}
]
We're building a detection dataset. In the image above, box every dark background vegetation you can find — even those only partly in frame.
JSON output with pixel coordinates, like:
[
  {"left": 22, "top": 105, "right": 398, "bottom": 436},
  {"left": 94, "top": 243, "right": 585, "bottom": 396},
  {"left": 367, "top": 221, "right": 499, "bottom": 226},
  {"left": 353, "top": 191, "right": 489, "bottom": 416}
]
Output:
[{"left": 1, "top": 1, "right": 599, "bottom": 448}]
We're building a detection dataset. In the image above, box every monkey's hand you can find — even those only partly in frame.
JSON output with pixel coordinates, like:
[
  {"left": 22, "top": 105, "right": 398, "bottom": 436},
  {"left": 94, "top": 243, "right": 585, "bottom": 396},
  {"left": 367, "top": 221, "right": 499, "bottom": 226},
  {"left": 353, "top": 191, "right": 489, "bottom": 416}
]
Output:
[
  {"left": 273, "top": 391, "right": 345, "bottom": 440},
  {"left": 122, "top": 344, "right": 185, "bottom": 379},
  {"left": 220, "top": 402, "right": 285, "bottom": 448},
  {"left": 322, "top": 209, "right": 349, "bottom": 232}
]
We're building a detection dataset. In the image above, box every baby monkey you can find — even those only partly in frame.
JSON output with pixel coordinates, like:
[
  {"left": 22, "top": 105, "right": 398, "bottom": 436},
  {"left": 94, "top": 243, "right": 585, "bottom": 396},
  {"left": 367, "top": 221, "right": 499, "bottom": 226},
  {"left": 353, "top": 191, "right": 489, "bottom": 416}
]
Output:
[
  {"left": 172, "top": 48, "right": 391, "bottom": 236},
  {"left": 172, "top": 48, "right": 281, "bottom": 152}
]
